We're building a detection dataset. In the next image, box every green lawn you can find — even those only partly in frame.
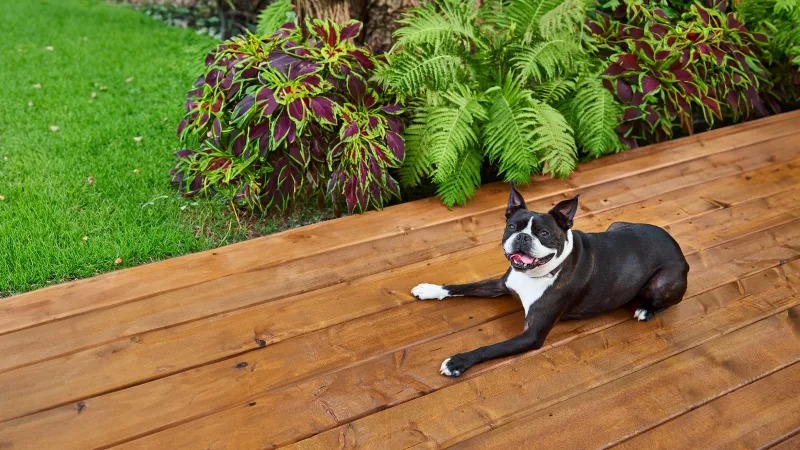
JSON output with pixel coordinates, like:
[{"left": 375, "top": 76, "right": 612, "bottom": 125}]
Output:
[{"left": 0, "top": 0, "right": 326, "bottom": 296}]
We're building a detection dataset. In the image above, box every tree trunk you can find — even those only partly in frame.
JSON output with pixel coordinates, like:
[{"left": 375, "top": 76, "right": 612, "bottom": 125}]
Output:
[
  {"left": 362, "top": 0, "right": 418, "bottom": 53},
  {"left": 295, "top": 0, "right": 351, "bottom": 25},
  {"left": 293, "top": 0, "right": 418, "bottom": 53}
]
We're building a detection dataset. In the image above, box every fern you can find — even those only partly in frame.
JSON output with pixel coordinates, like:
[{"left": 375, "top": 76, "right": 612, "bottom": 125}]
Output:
[
  {"left": 484, "top": 80, "right": 542, "bottom": 182},
  {"left": 257, "top": 0, "right": 295, "bottom": 36},
  {"left": 427, "top": 86, "right": 487, "bottom": 182},
  {"left": 436, "top": 147, "right": 484, "bottom": 206},
  {"left": 533, "top": 78, "right": 577, "bottom": 105},
  {"left": 383, "top": 47, "right": 464, "bottom": 95},
  {"left": 513, "top": 39, "right": 585, "bottom": 82},
  {"left": 394, "top": 0, "right": 482, "bottom": 50},
  {"left": 532, "top": 100, "right": 578, "bottom": 178},
  {"left": 539, "top": 0, "right": 590, "bottom": 39},
  {"left": 398, "top": 110, "right": 434, "bottom": 187},
  {"left": 387, "top": 0, "right": 615, "bottom": 206},
  {"left": 504, "top": 0, "right": 564, "bottom": 43},
  {"left": 569, "top": 76, "right": 624, "bottom": 158}
]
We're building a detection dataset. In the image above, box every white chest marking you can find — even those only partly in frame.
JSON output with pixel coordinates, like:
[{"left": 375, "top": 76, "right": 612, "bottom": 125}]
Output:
[{"left": 505, "top": 270, "right": 559, "bottom": 316}]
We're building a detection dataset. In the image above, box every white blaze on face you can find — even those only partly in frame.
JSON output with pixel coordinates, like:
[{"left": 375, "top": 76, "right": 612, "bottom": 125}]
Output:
[
  {"left": 525, "top": 230, "right": 574, "bottom": 278},
  {"left": 503, "top": 217, "right": 558, "bottom": 259}
]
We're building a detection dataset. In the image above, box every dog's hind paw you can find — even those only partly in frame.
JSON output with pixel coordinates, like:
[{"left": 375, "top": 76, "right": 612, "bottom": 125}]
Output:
[
  {"left": 634, "top": 307, "right": 654, "bottom": 322},
  {"left": 412, "top": 283, "right": 449, "bottom": 300}
]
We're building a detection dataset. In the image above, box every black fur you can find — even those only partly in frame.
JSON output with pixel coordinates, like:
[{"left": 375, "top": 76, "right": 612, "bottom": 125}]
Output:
[{"left": 419, "top": 186, "right": 690, "bottom": 377}]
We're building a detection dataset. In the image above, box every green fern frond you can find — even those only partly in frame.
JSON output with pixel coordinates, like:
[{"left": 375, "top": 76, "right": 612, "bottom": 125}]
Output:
[
  {"left": 539, "top": 0, "right": 590, "bottom": 39},
  {"left": 569, "top": 76, "right": 625, "bottom": 158},
  {"left": 383, "top": 48, "right": 464, "bottom": 95},
  {"left": 484, "top": 80, "right": 542, "bottom": 182},
  {"left": 398, "top": 110, "right": 434, "bottom": 187},
  {"left": 532, "top": 99, "right": 578, "bottom": 178},
  {"left": 436, "top": 147, "right": 484, "bottom": 206},
  {"left": 505, "top": 0, "right": 563, "bottom": 43},
  {"left": 427, "top": 86, "right": 487, "bottom": 181},
  {"left": 533, "top": 78, "right": 577, "bottom": 105},
  {"left": 257, "top": 0, "right": 295, "bottom": 36},
  {"left": 774, "top": 0, "right": 800, "bottom": 18},
  {"left": 737, "top": 0, "right": 780, "bottom": 24},
  {"left": 513, "top": 39, "right": 585, "bottom": 82},
  {"left": 394, "top": 0, "right": 482, "bottom": 50}
]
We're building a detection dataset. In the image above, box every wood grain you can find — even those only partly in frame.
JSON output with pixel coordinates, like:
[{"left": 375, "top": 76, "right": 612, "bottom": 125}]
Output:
[
  {"left": 451, "top": 309, "right": 800, "bottom": 450},
  {"left": 768, "top": 432, "right": 800, "bottom": 450},
  {"left": 612, "top": 362, "right": 800, "bottom": 450},
  {"left": 277, "top": 262, "right": 800, "bottom": 450},
  {"left": 6, "top": 255, "right": 798, "bottom": 448},
  {"left": 116, "top": 262, "right": 800, "bottom": 450},
  {"left": 1, "top": 113, "right": 797, "bottom": 336}
]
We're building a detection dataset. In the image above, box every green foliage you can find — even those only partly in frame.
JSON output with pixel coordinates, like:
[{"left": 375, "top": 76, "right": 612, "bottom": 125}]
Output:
[
  {"left": 257, "top": 0, "right": 296, "bottom": 36},
  {"left": 174, "top": 20, "right": 406, "bottom": 215},
  {"left": 587, "top": 1, "right": 784, "bottom": 146},
  {"left": 736, "top": 0, "right": 800, "bottom": 106},
  {"left": 569, "top": 76, "right": 625, "bottom": 157},
  {"left": 513, "top": 39, "right": 585, "bottom": 82},
  {"left": 0, "top": 0, "right": 247, "bottom": 295},
  {"left": 385, "top": 0, "right": 624, "bottom": 206}
]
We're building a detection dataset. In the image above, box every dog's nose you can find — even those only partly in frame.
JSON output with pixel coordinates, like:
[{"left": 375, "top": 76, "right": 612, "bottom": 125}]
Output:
[{"left": 516, "top": 233, "right": 532, "bottom": 245}]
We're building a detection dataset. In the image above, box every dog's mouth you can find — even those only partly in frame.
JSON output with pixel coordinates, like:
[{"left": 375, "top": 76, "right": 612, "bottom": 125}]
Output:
[{"left": 505, "top": 252, "right": 554, "bottom": 269}]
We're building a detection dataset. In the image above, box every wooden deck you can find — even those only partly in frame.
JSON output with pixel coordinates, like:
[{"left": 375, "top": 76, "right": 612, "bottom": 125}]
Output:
[{"left": 2, "top": 111, "right": 800, "bottom": 449}]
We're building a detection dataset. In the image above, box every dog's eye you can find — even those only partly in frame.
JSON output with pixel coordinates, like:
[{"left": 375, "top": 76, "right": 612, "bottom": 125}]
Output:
[
  {"left": 507, "top": 223, "right": 516, "bottom": 231},
  {"left": 539, "top": 230, "right": 550, "bottom": 238}
]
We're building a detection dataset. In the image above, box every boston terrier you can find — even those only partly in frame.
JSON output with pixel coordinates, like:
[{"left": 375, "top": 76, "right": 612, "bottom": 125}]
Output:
[{"left": 412, "top": 183, "right": 689, "bottom": 377}]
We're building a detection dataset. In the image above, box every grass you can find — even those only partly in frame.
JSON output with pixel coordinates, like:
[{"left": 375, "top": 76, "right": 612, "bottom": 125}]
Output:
[{"left": 0, "top": 0, "right": 329, "bottom": 296}]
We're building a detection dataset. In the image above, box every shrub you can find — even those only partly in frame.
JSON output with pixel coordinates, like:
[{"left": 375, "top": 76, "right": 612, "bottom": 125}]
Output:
[
  {"left": 588, "top": 1, "right": 777, "bottom": 146},
  {"left": 172, "top": 19, "right": 406, "bottom": 214},
  {"left": 736, "top": 0, "right": 800, "bottom": 109},
  {"left": 380, "top": 0, "right": 624, "bottom": 207}
]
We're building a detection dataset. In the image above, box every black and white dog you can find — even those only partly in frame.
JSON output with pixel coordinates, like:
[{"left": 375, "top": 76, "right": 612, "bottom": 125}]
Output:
[{"left": 412, "top": 183, "right": 689, "bottom": 377}]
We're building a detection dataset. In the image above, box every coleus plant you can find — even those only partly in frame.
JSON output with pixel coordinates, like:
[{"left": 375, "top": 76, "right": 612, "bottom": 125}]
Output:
[
  {"left": 587, "top": 0, "right": 773, "bottom": 146},
  {"left": 172, "top": 19, "right": 405, "bottom": 215}
]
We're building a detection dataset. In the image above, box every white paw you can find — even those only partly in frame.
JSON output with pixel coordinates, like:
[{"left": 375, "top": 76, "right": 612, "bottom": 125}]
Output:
[
  {"left": 440, "top": 358, "right": 458, "bottom": 377},
  {"left": 634, "top": 308, "right": 650, "bottom": 321},
  {"left": 412, "top": 283, "right": 449, "bottom": 300}
]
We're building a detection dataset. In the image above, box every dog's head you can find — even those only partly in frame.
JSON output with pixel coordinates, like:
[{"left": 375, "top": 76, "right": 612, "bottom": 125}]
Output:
[{"left": 502, "top": 182, "right": 579, "bottom": 271}]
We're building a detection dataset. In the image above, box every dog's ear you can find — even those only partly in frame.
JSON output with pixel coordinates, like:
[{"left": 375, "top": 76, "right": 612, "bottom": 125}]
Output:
[
  {"left": 505, "top": 182, "right": 527, "bottom": 219},
  {"left": 549, "top": 194, "right": 580, "bottom": 230}
]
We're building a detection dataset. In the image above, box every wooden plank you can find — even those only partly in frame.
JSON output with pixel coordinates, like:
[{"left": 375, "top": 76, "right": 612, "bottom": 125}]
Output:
[
  {"left": 4, "top": 243, "right": 799, "bottom": 448},
  {"left": 665, "top": 188, "right": 800, "bottom": 254},
  {"left": 768, "top": 432, "right": 800, "bottom": 450},
  {"left": 269, "top": 261, "right": 800, "bottom": 450},
  {"left": 113, "top": 261, "right": 800, "bottom": 450},
  {"left": 1, "top": 113, "right": 798, "bottom": 335},
  {"left": 2, "top": 159, "right": 799, "bottom": 423},
  {"left": 612, "top": 362, "right": 800, "bottom": 450},
  {"left": 451, "top": 312, "right": 800, "bottom": 450},
  {"left": 2, "top": 138, "right": 798, "bottom": 379}
]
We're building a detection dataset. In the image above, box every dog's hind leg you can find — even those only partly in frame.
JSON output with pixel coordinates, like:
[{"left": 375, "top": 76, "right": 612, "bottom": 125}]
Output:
[
  {"left": 634, "top": 263, "right": 689, "bottom": 321},
  {"left": 412, "top": 272, "right": 511, "bottom": 301}
]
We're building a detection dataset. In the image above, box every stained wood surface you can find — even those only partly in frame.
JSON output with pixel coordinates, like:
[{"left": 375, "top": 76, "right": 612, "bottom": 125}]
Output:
[{"left": 1, "top": 112, "right": 799, "bottom": 449}]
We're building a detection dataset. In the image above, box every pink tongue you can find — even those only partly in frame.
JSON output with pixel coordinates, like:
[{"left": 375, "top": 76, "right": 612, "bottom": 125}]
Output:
[{"left": 513, "top": 253, "right": 535, "bottom": 264}]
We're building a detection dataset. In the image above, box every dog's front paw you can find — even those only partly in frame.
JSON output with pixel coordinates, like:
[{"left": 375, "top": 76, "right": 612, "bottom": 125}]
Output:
[
  {"left": 412, "top": 283, "right": 449, "bottom": 300},
  {"left": 440, "top": 354, "right": 472, "bottom": 377}
]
